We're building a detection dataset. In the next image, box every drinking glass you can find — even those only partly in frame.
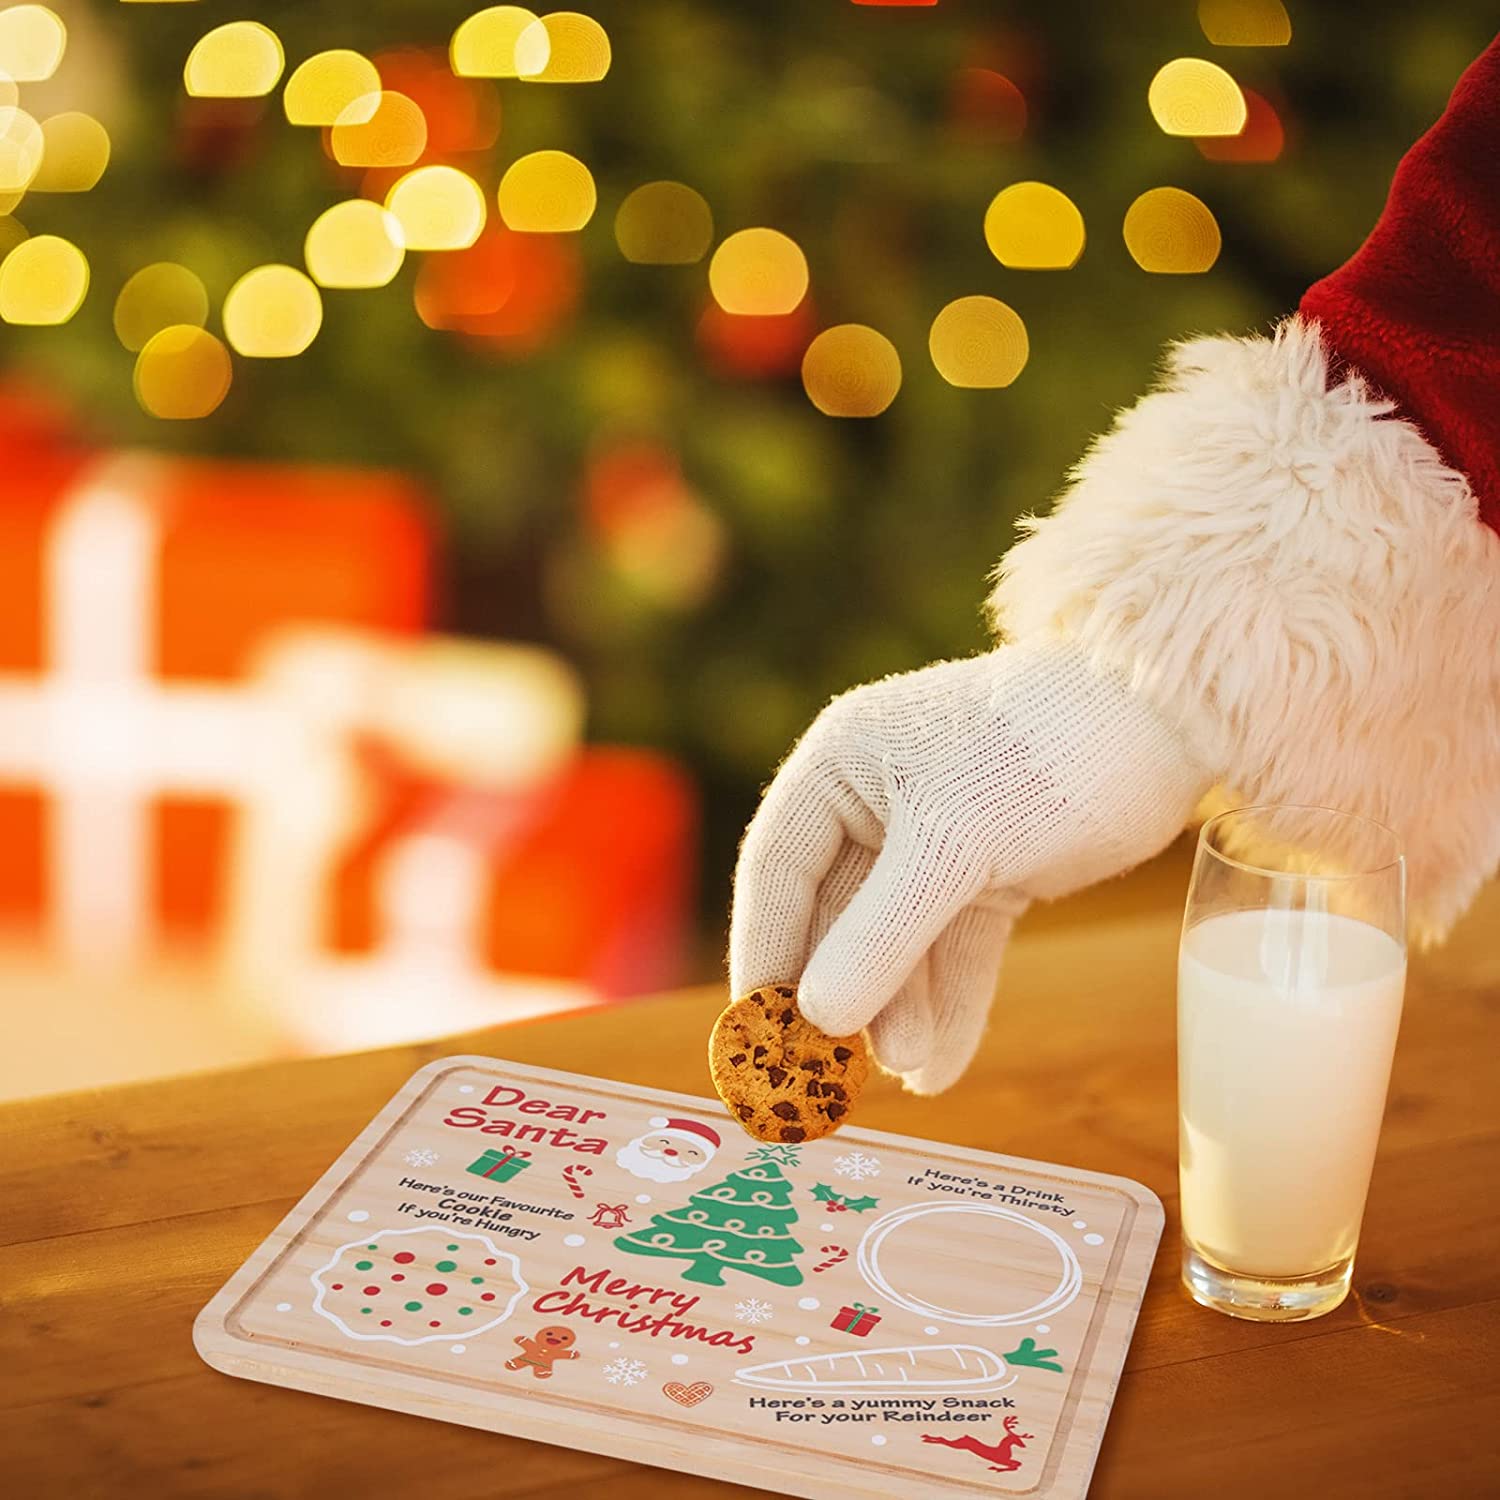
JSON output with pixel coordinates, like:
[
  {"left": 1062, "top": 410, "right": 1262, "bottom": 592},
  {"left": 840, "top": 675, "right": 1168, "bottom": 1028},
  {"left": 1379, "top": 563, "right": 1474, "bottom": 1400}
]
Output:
[{"left": 1178, "top": 804, "right": 1407, "bottom": 1321}]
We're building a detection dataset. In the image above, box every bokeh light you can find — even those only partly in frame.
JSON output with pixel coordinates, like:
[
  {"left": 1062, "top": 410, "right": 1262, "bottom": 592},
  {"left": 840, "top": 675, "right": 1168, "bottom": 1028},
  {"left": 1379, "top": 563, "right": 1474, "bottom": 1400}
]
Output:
[
  {"left": 1197, "top": 0, "right": 1291, "bottom": 46},
  {"left": 614, "top": 181, "right": 713, "bottom": 264},
  {"left": 415, "top": 225, "right": 580, "bottom": 352},
  {"left": 113, "top": 261, "right": 209, "bottom": 350},
  {"left": 304, "top": 200, "right": 405, "bottom": 288},
  {"left": 929, "top": 296, "right": 1029, "bottom": 388},
  {"left": 386, "top": 166, "right": 486, "bottom": 251},
  {"left": 30, "top": 113, "right": 109, "bottom": 192},
  {"left": 0, "top": 6, "right": 66, "bottom": 83},
  {"left": 184, "top": 22, "right": 285, "bottom": 99},
  {"left": 1148, "top": 58, "right": 1246, "bottom": 137},
  {"left": 0, "top": 105, "right": 42, "bottom": 193},
  {"left": 0, "top": 232, "right": 86, "bottom": 323},
  {"left": 801, "top": 324, "right": 901, "bottom": 417},
  {"left": 983, "top": 182, "right": 1084, "bottom": 269},
  {"left": 516, "top": 12, "right": 611, "bottom": 83},
  {"left": 374, "top": 47, "right": 501, "bottom": 156},
  {"left": 708, "top": 228, "right": 808, "bottom": 316},
  {"left": 1123, "top": 187, "right": 1221, "bottom": 273},
  {"left": 0, "top": 68, "right": 15, "bottom": 113},
  {"left": 451, "top": 6, "right": 539, "bottom": 79},
  {"left": 283, "top": 50, "right": 381, "bottom": 127},
  {"left": 1196, "top": 86, "right": 1284, "bottom": 162},
  {"left": 222, "top": 264, "right": 323, "bottom": 356},
  {"left": 697, "top": 298, "right": 816, "bottom": 380},
  {"left": 330, "top": 91, "right": 427, "bottom": 168},
  {"left": 134, "top": 325, "right": 233, "bottom": 420},
  {"left": 948, "top": 68, "right": 1027, "bottom": 142},
  {"left": 497, "top": 150, "right": 595, "bottom": 232}
]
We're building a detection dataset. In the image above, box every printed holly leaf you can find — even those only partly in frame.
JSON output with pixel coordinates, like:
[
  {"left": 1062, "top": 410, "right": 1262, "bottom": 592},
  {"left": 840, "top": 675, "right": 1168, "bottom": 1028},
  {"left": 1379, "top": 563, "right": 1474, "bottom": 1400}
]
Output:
[
  {"left": 811, "top": 1183, "right": 878, "bottom": 1212},
  {"left": 1002, "top": 1337, "right": 1064, "bottom": 1373}
]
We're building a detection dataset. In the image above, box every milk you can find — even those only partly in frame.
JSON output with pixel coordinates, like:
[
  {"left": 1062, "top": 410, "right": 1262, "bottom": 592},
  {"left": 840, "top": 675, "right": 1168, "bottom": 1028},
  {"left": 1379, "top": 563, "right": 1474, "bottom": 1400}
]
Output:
[{"left": 1178, "top": 909, "right": 1406, "bottom": 1279}]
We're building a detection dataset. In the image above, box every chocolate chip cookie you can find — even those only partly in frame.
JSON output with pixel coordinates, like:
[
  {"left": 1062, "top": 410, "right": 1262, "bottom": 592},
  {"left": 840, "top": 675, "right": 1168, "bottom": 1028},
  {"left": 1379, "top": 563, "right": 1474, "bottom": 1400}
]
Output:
[{"left": 709, "top": 986, "right": 868, "bottom": 1143}]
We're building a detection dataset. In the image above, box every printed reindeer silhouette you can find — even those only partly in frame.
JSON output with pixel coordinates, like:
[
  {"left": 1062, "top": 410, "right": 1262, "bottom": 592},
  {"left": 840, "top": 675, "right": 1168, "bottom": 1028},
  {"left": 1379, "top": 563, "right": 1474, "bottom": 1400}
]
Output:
[{"left": 923, "top": 1415, "right": 1035, "bottom": 1474}]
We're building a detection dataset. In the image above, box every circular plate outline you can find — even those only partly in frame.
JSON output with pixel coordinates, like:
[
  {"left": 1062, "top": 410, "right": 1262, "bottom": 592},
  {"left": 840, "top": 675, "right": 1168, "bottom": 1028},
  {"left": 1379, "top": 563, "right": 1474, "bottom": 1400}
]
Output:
[{"left": 856, "top": 1201, "right": 1082, "bottom": 1327}]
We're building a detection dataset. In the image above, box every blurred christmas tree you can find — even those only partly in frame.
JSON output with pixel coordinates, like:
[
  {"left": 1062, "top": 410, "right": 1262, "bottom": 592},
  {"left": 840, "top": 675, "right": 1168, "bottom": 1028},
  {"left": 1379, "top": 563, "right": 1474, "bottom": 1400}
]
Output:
[{"left": 1, "top": 0, "right": 1494, "bottom": 932}]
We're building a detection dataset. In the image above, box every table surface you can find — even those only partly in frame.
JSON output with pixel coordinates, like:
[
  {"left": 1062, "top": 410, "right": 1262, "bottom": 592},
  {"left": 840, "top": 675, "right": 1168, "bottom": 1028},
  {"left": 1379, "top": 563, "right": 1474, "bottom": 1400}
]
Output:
[{"left": 5, "top": 856, "right": 1498, "bottom": 1499}]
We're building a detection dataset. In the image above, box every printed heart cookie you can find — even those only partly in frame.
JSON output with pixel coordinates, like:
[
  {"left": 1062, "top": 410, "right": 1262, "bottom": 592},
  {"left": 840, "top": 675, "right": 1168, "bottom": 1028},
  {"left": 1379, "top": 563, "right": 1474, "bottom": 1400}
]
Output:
[{"left": 663, "top": 1380, "right": 714, "bottom": 1407}]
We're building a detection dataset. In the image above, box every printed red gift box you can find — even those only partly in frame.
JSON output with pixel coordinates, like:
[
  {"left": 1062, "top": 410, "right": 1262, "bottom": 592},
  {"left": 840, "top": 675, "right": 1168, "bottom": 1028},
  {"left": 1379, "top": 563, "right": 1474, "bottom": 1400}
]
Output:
[{"left": 831, "top": 1302, "right": 881, "bottom": 1336}]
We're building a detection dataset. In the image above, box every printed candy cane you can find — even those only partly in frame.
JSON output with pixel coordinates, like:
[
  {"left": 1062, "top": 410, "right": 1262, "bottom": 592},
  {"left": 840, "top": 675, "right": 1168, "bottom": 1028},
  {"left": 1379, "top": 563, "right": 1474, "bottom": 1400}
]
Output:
[
  {"left": 563, "top": 1163, "right": 593, "bottom": 1199},
  {"left": 813, "top": 1245, "right": 848, "bottom": 1273}
]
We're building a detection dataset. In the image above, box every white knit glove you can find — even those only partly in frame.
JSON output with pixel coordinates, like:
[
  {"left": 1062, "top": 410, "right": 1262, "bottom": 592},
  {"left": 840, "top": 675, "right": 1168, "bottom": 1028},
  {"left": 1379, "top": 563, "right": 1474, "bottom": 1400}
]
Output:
[{"left": 729, "top": 639, "right": 1211, "bottom": 1094}]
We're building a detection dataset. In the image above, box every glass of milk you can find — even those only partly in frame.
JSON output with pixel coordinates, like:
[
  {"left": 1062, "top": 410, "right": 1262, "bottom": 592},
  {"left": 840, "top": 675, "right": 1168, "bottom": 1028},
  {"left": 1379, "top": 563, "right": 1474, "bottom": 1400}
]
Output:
[{"left": 1178, "top": 804, "right": 1406, "bottom": 1321}]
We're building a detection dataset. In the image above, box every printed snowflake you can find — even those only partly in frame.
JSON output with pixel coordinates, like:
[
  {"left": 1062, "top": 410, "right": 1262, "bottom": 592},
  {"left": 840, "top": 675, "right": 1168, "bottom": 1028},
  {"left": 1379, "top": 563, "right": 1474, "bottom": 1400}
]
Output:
[
  {"left": 734, "top": 1297, "right": 774, "bottom": 1326},
  {"left": 602, "top": 1356, "right": 649, "bottom": 1387},
  {"left": 833, "top": 1150, "right": 882, "bottom": 1183},
  {"left": 403, "top": 1147, "right": 440, "bottom": 1169}
]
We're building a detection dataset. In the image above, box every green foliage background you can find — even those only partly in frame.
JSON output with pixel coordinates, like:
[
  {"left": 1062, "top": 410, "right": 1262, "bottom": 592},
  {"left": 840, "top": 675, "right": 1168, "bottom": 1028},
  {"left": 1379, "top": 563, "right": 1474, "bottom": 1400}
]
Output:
[{"left": 3, "top": 1, "right": 1495, "bottom": 927}]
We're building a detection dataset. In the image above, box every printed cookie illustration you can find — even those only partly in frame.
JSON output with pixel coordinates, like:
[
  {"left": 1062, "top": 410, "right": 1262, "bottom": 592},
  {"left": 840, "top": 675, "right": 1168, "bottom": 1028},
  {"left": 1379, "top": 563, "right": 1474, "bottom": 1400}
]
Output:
[
  {"left": 505, "top": 1325, "right": 581, "bottom": 1378},
  {"left": 311, "top": 1227, "right": 528, "bottom": 1346},
  {"left": 709, "top": 986, "right": 868, "bottom": 1142},
  {"left": 616, "top": 1116, "right": 721, "bottom": 1184}
]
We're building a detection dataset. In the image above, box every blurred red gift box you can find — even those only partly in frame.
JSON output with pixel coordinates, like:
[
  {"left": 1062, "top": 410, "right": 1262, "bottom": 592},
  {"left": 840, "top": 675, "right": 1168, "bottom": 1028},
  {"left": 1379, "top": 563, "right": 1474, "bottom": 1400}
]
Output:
[{"left": 0, "top": 393, "right": 697, "bottom": 1051}]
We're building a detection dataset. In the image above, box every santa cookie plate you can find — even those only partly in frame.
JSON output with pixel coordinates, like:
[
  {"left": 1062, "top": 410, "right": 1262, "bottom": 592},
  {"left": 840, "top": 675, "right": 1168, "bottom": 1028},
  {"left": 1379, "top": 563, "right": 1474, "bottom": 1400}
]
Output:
[{"left": 195, "top": 1056, "right": 1161, "bottom": 1498}]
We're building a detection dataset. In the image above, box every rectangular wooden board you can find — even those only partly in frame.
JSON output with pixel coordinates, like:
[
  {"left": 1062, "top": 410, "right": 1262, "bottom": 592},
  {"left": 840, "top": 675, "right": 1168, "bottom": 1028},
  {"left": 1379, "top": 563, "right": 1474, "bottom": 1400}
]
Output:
[{"left": 196, "top": 1055, "right": 1162, "bottom": 1498}]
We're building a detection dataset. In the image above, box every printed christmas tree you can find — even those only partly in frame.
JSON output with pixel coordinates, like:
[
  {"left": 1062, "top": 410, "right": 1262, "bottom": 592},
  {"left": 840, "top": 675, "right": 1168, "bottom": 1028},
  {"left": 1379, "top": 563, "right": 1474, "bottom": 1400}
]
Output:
[{"left": 614, "top": 1157, "right": 805, "bottom": 1286}]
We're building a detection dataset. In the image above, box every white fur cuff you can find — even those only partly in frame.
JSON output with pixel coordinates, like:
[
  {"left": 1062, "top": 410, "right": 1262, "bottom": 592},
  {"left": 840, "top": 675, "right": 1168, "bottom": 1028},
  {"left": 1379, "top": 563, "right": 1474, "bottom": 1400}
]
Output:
[{"left": 989, "top": 316, "right": 1500, "bottom": 942}]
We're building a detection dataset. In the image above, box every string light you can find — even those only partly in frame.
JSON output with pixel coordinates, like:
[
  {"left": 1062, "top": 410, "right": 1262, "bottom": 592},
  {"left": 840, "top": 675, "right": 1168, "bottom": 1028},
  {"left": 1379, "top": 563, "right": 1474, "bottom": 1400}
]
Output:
[
  {"left": 386, "top": 166, "right": 487, "bottom": 251},
  {"left": 0, "top": 232, "right": 87, "bottom": 323},
  {"left": 0, "top": 105, "right": 42, "bottom": 193},
  {"left": 113, "top": 262, "right": 208, "bottom": 350},
  {"left": 708, "top": 228, "right": 808, "bottom": 316},
  {"left": 330, "top": 91, "right": 427, "bottom": 168},
  {"left": 614, "top": 181, "right": 713, "bottom": 264},
  {"left": 497, "top": 150, "right": 595, "bottom": 232},
  {"left": 1197, "top": 0, "right": 1291, "bottom": 46},
  {"left": 929, "top": 296, "right": 1029, "bottom": 388},
  {"left": 304, "top": 200, "right": 405, "bottom": 288},
  {"left": 184, "top": 22, "right": 285, "bottom": 99},
  {"left": 451, "top": 6, "right": 540, "bottom": 79},
  {"left": 1123, "top": 187, "right": 1221, "bottom": 273},
  {"left": 801, "top": 324, "right": 901, "bottom": 417},
  {"left": 29, "top": 113, "right": 110, "bottom": 192},
  {"left": 1148, "top": 58, "right": 1246, "bottom": 137},
  {"left": 0, "top": 6, "right": 66, "bottom": 84},
  {"left": 283, "top": 50, "right": 381, "bottom": 127},
  {"left": 983, "top": 182, "right": 1084, "bottom": 269},
  {"left": 134, "top": 326, "right": 232, "bottom": 420},
  {"left": 222, "top": 264, "right": 323, "bottom": 356},
  {"left": 516, "top": 12, "right": 610, "bottom": 83}
]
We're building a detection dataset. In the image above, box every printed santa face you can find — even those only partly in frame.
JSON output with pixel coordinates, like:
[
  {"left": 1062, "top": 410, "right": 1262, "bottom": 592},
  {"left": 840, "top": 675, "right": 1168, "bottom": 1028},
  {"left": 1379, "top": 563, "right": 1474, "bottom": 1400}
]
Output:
[{"left": 615, "top": 1115, "right": 721, "bottom": 1183}]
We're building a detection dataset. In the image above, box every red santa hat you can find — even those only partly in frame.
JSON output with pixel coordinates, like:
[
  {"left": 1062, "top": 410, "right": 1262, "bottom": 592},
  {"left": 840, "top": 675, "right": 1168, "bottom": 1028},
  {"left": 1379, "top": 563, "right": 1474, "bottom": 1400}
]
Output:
[
  {"left": 990, "top": 32, "right": 1500, "bottom": 945},
  {"left": 1301, "top": 33, "right": 1500, "bottom": 535},
  {"left": 648, "top": 1116, "right": 720, "bottom": 1156}
]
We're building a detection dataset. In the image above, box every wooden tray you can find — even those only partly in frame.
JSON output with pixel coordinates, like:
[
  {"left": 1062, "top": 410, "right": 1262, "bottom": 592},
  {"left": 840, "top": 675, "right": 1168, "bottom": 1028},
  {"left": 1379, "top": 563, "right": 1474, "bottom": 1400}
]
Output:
[{"left": 196, "top": 1055, "right": 1161, "bottom": 1497}]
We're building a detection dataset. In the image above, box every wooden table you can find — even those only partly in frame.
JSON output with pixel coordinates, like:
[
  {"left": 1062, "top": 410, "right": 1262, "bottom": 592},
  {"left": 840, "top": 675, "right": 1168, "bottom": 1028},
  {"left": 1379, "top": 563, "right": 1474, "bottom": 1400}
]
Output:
[{"left": 5, "top": 859, "right": 1498, "bottom": 1498}]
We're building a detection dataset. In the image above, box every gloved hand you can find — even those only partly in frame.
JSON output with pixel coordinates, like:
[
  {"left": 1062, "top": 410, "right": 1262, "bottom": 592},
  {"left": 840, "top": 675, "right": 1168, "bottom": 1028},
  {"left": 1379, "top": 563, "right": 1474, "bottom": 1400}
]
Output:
[{"left": 728, "top": 639, "right": 1211, "bottom": 1094}]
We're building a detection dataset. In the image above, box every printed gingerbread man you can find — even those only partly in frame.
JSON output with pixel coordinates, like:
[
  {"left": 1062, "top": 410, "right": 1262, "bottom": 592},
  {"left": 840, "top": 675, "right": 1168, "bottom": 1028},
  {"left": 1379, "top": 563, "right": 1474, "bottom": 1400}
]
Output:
[{"left": 504, "top": 1325, "right": 581, "bottom": 1379}]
